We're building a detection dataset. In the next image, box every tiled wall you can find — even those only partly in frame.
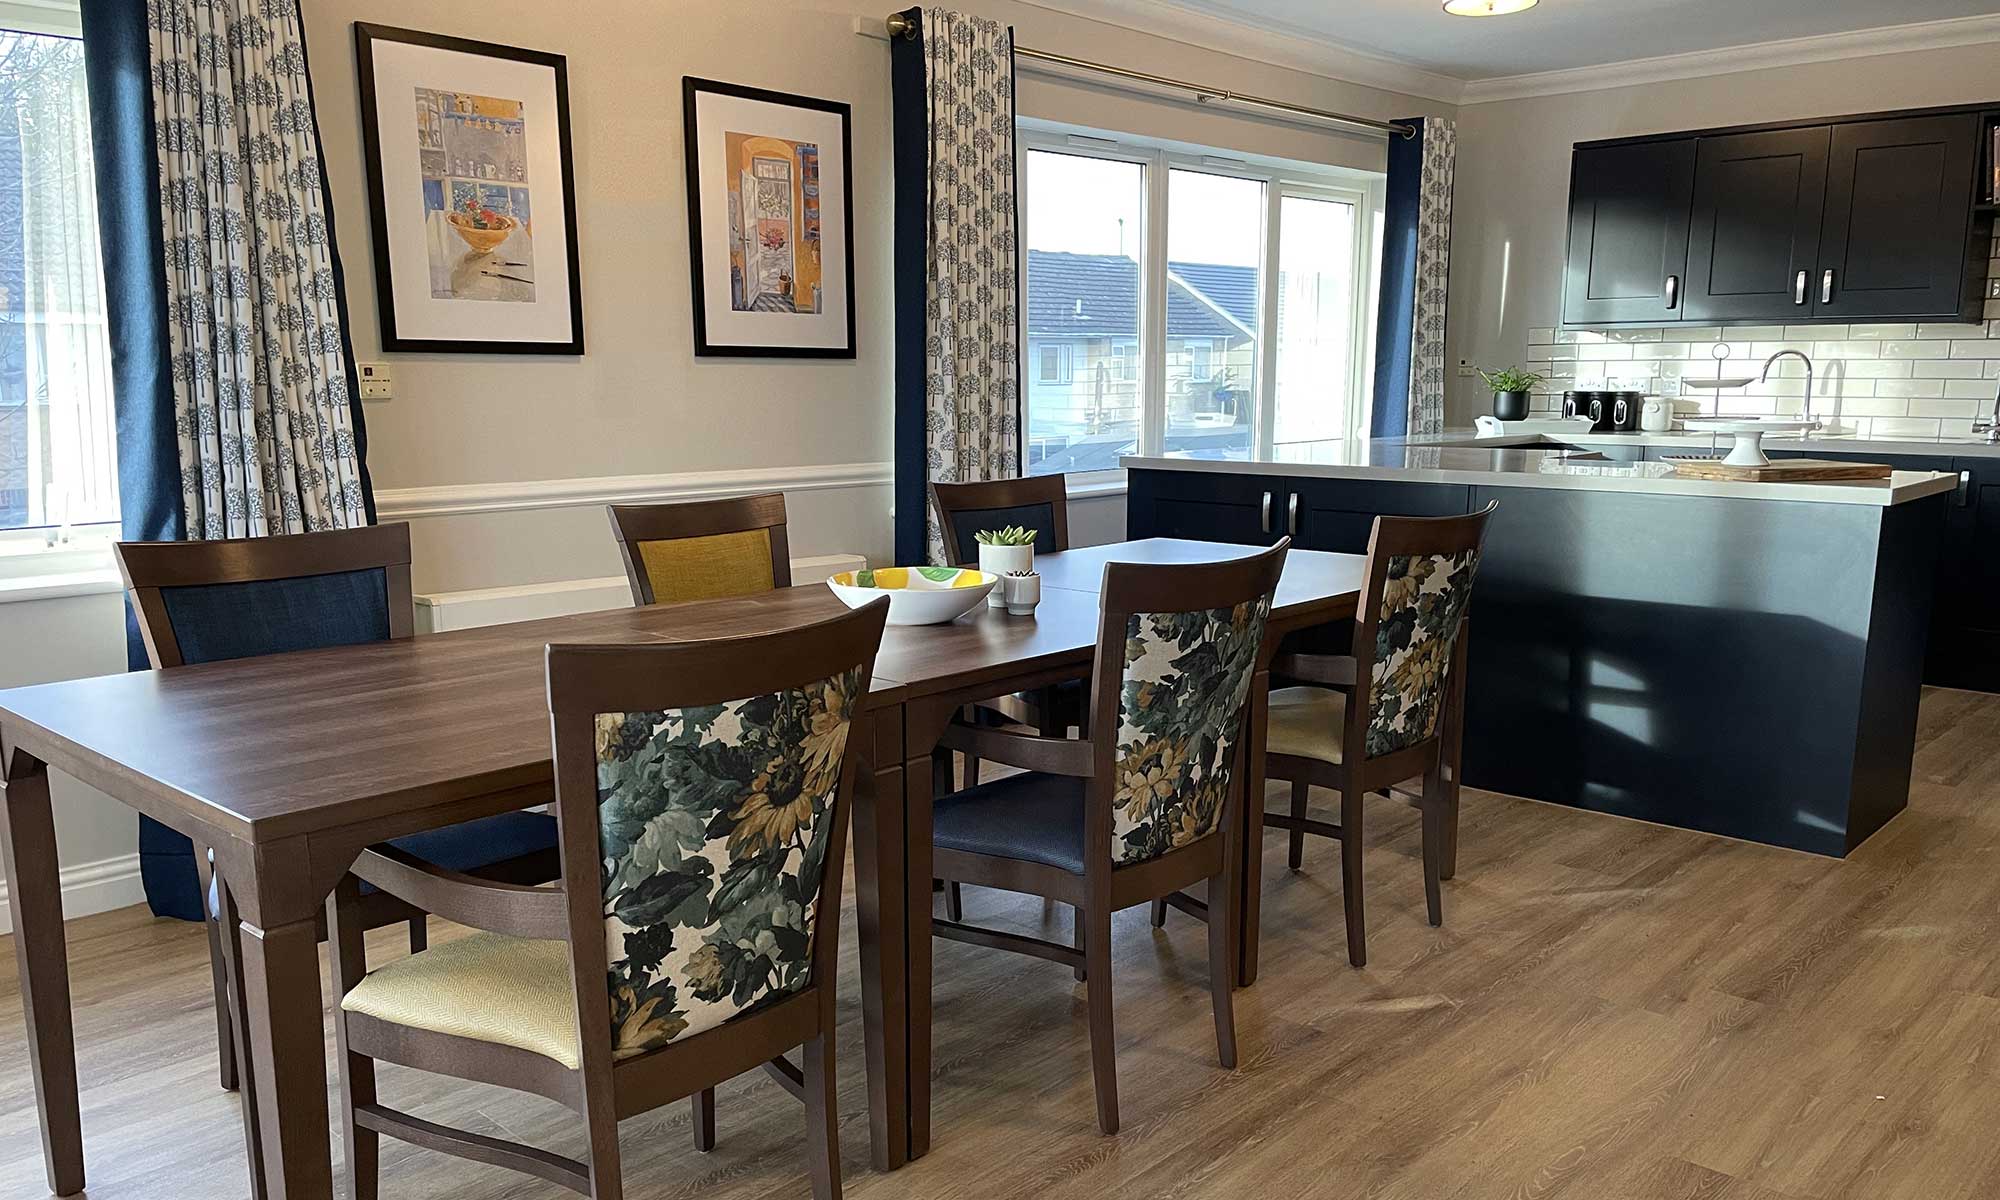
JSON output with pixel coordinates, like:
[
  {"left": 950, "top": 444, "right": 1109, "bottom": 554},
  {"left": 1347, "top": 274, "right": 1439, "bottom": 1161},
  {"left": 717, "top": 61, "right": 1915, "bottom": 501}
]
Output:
[{"left": 1520, "top": 238, "right": 2000, "bottom": 438}]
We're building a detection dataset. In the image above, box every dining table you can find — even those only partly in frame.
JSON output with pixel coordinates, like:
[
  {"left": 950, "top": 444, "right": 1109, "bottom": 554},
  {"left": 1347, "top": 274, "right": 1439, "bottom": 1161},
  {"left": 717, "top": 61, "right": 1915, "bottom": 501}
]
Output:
[{"left": 0, "top": 537, "right": 1362, "bottom": 1199}]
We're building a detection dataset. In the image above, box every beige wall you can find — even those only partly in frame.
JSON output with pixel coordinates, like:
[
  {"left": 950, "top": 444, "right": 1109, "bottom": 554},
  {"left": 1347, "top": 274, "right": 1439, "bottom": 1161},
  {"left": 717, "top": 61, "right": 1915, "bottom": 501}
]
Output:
[
  {"left": 1446, "top": 41, "right": 2000, "bottom": 430},
  {"left": 302, "top": 0, "right": 1444, "bottom": 593}
]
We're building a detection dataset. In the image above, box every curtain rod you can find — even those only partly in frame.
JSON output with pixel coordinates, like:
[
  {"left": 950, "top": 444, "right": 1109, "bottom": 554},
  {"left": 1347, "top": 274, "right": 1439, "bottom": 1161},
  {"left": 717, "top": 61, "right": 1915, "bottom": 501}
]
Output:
[{"left": 882, "top": 11, "right": 1416, "bottom": 140}]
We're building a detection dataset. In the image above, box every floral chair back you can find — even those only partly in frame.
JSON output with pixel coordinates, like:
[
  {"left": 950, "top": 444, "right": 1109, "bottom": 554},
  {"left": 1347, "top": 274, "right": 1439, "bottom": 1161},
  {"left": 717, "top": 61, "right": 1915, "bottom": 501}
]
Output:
[
  {"left": 1352, "top": 504, "right": 1496, "bottom": 762},
  {"left": 1098, "top": 546, "right": 1285, "bottom": 866}
]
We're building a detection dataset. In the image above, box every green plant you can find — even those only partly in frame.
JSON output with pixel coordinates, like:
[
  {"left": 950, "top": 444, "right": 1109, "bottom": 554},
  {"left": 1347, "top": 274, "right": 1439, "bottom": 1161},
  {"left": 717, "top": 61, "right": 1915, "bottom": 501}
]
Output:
[
  {"left": 1477, "top": 365, "right": 1545, "bottom": 393},
  {"left": 974, "top": 525, "right": 1037, "bottom": 547}
]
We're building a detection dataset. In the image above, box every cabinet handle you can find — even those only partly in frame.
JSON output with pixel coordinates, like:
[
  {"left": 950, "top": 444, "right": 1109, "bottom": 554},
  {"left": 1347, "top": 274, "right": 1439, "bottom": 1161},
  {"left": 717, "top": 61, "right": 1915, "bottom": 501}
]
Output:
[
  {"left": 1959, "top": 470, "right": 1974, "bottom": 508},
  {"left": 1287, "top": 493, "right": 1300, "bottom": 536},
  {"left": 1664, "top": 274, "right": 1679, "bottom": 311},
  {"left": 1821, "top": 269, "right": 1835, "bottom": 304},
  {"left": 1260, "top": 491, "right": 1273, "bottom": 534},
  {"left": 1793, "top": 270, "right": 1808, "bottom": 305}
]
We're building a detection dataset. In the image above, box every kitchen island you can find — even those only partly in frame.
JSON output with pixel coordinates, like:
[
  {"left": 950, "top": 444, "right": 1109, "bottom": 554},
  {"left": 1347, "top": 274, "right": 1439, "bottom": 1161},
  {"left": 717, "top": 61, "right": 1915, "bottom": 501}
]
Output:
[{"left": 1124, "top": 443, "right": 1958, "bottom": 856}]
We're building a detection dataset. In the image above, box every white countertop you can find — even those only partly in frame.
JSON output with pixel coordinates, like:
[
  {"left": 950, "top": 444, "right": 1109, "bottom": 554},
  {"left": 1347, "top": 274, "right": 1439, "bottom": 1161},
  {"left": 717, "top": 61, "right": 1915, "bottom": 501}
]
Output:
[
  {"left": 1423, "top": 426, "right": 2000, "bottom": 459},
  {"left": 1123, "top": 439, "right": 1959, "bottom": 506}
]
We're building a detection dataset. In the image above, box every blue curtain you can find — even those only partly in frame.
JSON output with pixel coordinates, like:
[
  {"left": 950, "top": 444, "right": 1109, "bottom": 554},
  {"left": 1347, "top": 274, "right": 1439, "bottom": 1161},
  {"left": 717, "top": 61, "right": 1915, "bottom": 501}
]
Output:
[
  {"left": 890, "top": 7, "right": 929, "bottom": 566},
  {"left": 81, "top": 0, "right": 375, "bottom": 918},
  {"left": 1372, "top": 119, "right": 1426, "bottom": 440},
  {"left": 81, "top": 0, "right": 201, "bottom": 920}
]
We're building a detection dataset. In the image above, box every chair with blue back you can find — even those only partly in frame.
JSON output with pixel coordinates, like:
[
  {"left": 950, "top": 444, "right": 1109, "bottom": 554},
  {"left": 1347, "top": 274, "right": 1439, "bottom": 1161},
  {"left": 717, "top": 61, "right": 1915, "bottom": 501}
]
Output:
[{"left": 115, "top": 523, "right": 561, "bottom": 1104}]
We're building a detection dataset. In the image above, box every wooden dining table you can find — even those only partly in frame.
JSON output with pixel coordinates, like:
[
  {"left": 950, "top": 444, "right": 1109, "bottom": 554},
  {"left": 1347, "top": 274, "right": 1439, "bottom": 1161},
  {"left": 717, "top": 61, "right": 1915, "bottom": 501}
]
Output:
[{"left": 0, "top": 537, "right": 1361, "bottom": 1199}]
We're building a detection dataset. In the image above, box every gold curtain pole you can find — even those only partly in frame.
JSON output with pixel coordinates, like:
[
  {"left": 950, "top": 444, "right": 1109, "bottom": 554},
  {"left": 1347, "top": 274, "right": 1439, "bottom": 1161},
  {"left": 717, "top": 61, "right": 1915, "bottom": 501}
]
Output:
[{"left": 882, "top": 11, "right": 1417, "bottom": 140}]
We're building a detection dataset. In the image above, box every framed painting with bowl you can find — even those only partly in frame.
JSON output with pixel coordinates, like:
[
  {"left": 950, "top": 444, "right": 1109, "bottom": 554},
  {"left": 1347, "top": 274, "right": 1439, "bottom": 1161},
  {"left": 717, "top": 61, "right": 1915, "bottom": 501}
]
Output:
[{"left": 355, "top": 23, "right": 585, "bottom": 354}]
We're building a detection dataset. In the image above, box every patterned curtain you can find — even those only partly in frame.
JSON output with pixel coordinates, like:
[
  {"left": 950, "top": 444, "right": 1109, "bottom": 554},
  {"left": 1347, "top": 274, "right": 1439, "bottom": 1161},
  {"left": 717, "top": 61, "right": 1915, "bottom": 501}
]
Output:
[
  {"left": 150, "top": 0, "right": 366, "bottom": 538},
  {"left": 906, "top": 9, "right": 1019, "bottom": 565},
  {"left": 1371, "top": 115, "right": 1456, "bottom": 439}
]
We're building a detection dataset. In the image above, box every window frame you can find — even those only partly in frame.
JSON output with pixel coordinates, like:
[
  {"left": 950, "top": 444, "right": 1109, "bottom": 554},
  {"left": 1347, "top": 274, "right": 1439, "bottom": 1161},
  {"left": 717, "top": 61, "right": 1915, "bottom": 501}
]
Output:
[{"left": 1017, "top": 126, "right": 1382, "bottom": 487}]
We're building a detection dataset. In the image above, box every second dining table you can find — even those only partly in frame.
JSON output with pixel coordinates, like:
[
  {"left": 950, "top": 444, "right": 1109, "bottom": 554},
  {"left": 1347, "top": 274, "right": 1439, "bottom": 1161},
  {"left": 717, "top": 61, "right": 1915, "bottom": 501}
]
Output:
[{"left": 0, "top": 537, "right": 1362, "bottom": 1199}]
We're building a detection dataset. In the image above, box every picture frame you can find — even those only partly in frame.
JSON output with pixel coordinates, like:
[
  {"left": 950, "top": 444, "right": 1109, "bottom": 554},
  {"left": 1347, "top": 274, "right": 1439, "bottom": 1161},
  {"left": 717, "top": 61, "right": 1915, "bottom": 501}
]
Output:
[
  {"left": 354, "top": 23, "right": 585, "bottom": 355},
  {"left": 682, "top": 77, "right": 856, "bottom": 358}
]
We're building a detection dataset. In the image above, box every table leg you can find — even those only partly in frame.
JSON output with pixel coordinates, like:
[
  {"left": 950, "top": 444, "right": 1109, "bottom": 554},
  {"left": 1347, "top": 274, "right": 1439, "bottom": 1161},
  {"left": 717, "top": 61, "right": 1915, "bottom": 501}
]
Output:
[
  {"left": 853, "top": 712, "right": 910, "bottom": 1171},
  {"left": 235, "top": 903, "right": 336, "bottom": 1200},
  {"left": 1237, "top": 671, "right": 1271, "bottom": 987},
  {"left": 0, "top": 748, "right": 84, "bottom": 1196}
]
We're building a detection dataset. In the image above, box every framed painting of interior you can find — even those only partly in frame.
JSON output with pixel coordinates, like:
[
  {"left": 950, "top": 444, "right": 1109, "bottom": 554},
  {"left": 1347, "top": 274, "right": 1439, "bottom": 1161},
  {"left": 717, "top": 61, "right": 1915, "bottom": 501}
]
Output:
[
  {"left": 354, "top": 24, "right": 585, "bottom": 354},
  {"left": 682, "top": 77, "right": 855, "bottom": 357}
]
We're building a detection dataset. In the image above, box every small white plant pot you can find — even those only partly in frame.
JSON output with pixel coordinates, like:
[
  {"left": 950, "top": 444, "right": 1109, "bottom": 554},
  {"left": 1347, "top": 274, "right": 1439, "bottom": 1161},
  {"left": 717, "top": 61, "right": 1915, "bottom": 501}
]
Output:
[
  {"left": 977, "top": 543, "right": 1032, "bottom": 607},
  {"left": 1003, "top": 572, "right": 1041, "bottom": 617}
]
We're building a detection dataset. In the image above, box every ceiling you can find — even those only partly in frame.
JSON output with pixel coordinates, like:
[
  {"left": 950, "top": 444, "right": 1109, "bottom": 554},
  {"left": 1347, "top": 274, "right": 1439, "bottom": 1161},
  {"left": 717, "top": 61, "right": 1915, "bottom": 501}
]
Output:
[{"left": 1143, "top": 0, "right": 2000, "bottom": 81}]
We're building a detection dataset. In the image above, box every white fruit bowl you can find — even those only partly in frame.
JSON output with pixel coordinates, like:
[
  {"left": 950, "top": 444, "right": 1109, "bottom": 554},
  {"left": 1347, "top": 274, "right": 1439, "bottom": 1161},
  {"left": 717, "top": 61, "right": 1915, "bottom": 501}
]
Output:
[{"left": 826, "top": 566, "right": 997, "bottom": 626}]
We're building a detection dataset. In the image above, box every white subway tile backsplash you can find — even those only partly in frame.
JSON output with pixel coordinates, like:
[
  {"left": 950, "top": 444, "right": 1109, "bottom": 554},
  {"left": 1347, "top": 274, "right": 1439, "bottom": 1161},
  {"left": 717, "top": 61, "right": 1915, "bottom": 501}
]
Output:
[
  {"left": 1833, "top": 360, "right": 1914, "bottom": 379},
  {"left": 1659, "top": 326, "right": 1723, "bottom": 342},
  {"left": 1870, "top": 417, "right": 1946, "bottom": 437},
  {"left": 1877, "top": 341, "right": 1930, "bottom": 360},
  {"left": 1812, "top": 341, "right": 1887, "bottom": 359},
  {"left": 1940, "top": 418, "right": 1980, "bottom": 438},
  {"left": 1918, "top": 323, "right": 1986, "bottom": 339},
  {"left": 1576, "top": 344, "right": 1634, "bottom": 360},
  {"left": 1909, "top": 397, "right": 1983, "bottom": 418},
  {"left": 1871, "top": 378, "right": 1944, "bottom": 398},
  {"left": 1847, "top": 323, "right": 1918, "bottom": 340},
  {"left": 1949, "top": 340, "right": 2000, "bottom": 358},
  {"left": 1527, "top": 327, "right": 1554, "bottom": 344},
  {"left": 1787, "top": 325, "right": 1843, "bottom": 340},
  {"left": 1833, "top": 395, "right": 1910, "bottom": 416},
  {"left": 1912, "top": 358, "right": 1984, "bottom": 378},
  {"left": 1943, "top": 379, "right": 1994, "bottom": 399},
  {"left": 1633, "top": 343, "right": 1691, "bottom": 360}
]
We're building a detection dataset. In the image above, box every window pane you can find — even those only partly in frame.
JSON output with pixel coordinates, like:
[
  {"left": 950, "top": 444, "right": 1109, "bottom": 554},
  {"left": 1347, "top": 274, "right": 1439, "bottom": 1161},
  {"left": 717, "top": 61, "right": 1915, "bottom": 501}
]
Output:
[
  {"left": 1272, "top": 194, "right": 1357, "bottom": 452},
  {"left": 0, "top": 29, "right": 115, "bottom": 531},
  {"left": 1164, "top": 169, "right": 1261, "bottom": 462},
  {"left": 1022, "top": 150, "right": 1144, "bottom": 476}
]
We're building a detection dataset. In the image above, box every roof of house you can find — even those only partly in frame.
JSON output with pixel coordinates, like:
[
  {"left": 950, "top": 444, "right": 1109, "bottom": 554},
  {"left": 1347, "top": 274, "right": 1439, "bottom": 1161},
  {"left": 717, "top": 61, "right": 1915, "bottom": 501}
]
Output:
[{"left": 1025, "top": 251, "right": 1256, "bottom": 342}]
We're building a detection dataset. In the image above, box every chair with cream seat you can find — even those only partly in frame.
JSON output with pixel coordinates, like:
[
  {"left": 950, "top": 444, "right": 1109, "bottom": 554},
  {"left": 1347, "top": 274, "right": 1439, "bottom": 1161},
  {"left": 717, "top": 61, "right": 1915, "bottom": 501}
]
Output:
[
  {"left": 607, "top": 492, "right": 790, "bottom": 606},
  {"left": 327, "top": 600, "right": 887, "bottom": 1200},
  {"left": 1246, "top": 504, "right": 1492, "bottom": 968}
]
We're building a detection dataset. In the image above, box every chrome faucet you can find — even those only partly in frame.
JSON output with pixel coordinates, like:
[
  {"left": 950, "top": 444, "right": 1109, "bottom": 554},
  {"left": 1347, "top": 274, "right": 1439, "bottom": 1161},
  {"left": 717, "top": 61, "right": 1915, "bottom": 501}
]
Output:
[
  {"left": 1976, "top": 382, "right": 2000, "bottom": 443},
  {"left": 1760, "top": 350, "right": 1816, "bottom": 427}
]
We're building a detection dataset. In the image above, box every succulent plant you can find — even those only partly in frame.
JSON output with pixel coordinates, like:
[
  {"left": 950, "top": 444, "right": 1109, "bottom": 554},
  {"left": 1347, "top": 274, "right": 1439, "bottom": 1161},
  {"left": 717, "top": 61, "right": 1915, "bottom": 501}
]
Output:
[{"left": 974, "top": 525, "right": 1037, "bottom": 547}]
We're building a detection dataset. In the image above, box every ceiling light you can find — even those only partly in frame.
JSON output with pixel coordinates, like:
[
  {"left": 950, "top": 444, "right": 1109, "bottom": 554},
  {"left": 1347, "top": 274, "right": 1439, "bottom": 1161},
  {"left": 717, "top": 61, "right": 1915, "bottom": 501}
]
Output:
[{"left": 1443, "top": 0, "right": 1538, "bottom": 15}]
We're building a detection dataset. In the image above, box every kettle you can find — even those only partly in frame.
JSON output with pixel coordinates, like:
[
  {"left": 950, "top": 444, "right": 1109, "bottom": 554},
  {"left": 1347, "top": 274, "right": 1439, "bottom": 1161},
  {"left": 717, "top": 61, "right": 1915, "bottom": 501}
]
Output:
[{"left": 1639, "top": 397, "right": 1674, "bottom": 433}]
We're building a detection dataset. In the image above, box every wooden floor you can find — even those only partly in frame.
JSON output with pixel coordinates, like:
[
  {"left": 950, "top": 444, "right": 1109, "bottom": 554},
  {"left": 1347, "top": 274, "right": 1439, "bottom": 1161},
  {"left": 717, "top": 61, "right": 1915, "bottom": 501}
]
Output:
[{"left": 6, "top": 687, "right": 2000, "bottom": 1199}]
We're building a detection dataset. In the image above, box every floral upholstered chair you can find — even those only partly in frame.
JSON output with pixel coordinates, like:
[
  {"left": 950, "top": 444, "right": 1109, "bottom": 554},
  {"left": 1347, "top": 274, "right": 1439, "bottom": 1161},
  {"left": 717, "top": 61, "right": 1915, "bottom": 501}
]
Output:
[
  {"left": 926, "top": 540, "right": 1288, "bottom": 1135},
  {"left": 325, "top": 600, "right": 887, "bottom": 1200},
  {"left": 1232, "top": 503, "right": 1494, "bottom": 969}
]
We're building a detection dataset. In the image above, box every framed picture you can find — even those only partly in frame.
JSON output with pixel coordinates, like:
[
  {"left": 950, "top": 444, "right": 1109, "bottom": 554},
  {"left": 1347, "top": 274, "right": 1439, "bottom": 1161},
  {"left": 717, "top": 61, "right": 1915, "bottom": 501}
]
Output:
[
  {"left": 682, "top": 77, "right": 855, "bottom": 358},
  {"left": 354, "top": 24, "right": 585, "bottom": 354}
]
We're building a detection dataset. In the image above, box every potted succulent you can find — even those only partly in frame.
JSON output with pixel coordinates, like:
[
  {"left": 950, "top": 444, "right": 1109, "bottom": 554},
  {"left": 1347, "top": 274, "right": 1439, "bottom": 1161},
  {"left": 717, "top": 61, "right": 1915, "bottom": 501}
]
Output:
[
  {"left": 974, "top": 525, "right": 1036, "bottom": 608},
  {"left": 1477, "top": 365, "right": 1545, "bottom": 422}
]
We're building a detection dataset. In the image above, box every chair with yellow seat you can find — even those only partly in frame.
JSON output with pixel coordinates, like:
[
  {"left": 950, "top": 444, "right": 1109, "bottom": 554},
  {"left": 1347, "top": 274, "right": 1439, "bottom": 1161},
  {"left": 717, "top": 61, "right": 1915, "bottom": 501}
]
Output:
[
  {"left": 326, "top": 600, "right": 888, "bottom": 1200},
  {"left": 1244, "top": 503, "right": 1492, "bottom": 969},
  {"left": 607, "top": 492, "right": 790, "bottom": 606}
]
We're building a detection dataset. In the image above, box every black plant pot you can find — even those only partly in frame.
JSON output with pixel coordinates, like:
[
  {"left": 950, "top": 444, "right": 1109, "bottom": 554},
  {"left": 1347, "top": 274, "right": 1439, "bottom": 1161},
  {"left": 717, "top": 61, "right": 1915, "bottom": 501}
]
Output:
[{"left": 1492, "top": 390, "right": 1530, "bottom": 421}]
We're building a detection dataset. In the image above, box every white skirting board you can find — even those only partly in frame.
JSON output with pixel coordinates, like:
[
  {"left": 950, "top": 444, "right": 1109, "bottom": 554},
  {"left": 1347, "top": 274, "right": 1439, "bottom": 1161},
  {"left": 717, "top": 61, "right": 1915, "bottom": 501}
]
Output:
[
  {"left": 413, "top": 553, "right": 868, "bottom": 634},
  {"left": 0, "top": 852, "right": 145, "bottom": 936}
]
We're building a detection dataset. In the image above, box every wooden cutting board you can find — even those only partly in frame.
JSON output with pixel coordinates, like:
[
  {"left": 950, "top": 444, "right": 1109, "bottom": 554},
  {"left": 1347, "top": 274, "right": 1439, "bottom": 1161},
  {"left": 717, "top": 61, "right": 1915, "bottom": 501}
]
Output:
[{"left": 1662, "top": 456, "right": 1894, "bottom": 482}]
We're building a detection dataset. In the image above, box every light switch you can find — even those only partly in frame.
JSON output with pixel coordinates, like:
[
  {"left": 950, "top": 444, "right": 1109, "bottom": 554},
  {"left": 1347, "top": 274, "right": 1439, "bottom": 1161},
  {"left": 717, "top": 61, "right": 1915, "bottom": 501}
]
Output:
[{"left": 358, "top": 361, "right": 394, "bottom": 401}]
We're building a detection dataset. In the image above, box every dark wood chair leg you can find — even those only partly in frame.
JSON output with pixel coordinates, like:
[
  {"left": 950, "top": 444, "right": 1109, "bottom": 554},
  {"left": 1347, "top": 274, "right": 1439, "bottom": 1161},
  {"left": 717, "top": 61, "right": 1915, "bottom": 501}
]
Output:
[
  {"left": 1149, "top": 898, "right": 1167, "bottom": 928},
  {"left": 1287, "top": 780, "right": 1309, "bottom": 870},
  {"left": 581, "top": 1069, "right": 625, "bottom": 1200},
  {"left": 947, "top": 882, "right": 964, "bottom": 923},
  {"left": 692, "top": 1088, "right": 716, "bottom": 1152},
  {"left": 1339, "top": 785, "right": 1367, "bottom": 969},
  {"left": 1073, "top": 905, "right": 1087, "bottom": 981},
  {"left": 1421, "top": 760, "right": 1446, "bottom": 928},
  {"left": 1440, "top": 779, "right": 1461, "bottom": 883},
  {"left": 1206, "top": 876, "right": 1238, "bottom": 1069},
  {"left": 327, "top": 877, "right": 378, "bottom": 1200},
  {"left": 407, "top": 915, "right": 427, "bottom": 954},
  {"left": 193, "top": 844, "right": 238, "bottom": 1092},
  {"left": 1083, "top": 901, "right": 1118, "bottom": 1135},
  {"left": 803, "top": 1033, "right": 842, "bottom": 1200}
]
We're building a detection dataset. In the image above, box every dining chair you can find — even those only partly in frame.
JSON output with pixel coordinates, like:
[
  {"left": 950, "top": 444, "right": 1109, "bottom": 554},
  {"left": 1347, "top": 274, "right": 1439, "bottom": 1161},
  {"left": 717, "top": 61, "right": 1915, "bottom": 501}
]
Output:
[
  {"left": 1210, "top": 504, "right": 1492, "bottom": 969},
  {"left": 607, "top": 492, "right": 790, "bottom": 606},
  {"left": 926, "top": 540, "right": 1288, "bottom": 1134},
  {"left": 115, "top": 523, "right": 562, "bottom": 1107},
  {"left": 327, "top": 599, "right": 888, "bottom": 1200},
  {"left": 929, "top": 474, "right": 1085, "bottom": 921}
]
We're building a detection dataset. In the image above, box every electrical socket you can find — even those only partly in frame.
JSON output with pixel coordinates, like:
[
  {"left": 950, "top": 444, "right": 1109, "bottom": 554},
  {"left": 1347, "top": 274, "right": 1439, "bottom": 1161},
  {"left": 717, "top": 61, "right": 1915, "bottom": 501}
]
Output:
[
  {"left": 358, "top": 362, "right": 394, "bottom": 401},
  {"left": 1456, "top": 359, "right": 1475, "bottom": 378}
]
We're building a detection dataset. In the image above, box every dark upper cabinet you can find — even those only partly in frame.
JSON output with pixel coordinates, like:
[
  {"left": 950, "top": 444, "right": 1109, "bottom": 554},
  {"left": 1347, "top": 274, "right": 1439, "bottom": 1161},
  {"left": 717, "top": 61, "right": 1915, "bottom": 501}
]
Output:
[
  {"left": 1562, "top": 139, "right": 1696, "bottom": 326},
  {"left": 1564, "top": 104, "right": 1993, "bottom": 328},
  {"left": 1683, "top": 127, "right": 1829, "bottom": 322},
  {"left": 1816, "top": 114, "right": 1981, "bottom": 320}
]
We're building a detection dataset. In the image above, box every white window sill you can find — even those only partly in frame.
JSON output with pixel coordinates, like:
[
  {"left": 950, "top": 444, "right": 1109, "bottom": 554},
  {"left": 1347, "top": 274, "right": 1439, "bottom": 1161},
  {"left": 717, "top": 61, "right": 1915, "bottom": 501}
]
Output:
[
  {"left": 1065, "top": 472, "right": 1128, "bottom": 501},
  {"left": 0, "top": 526, "right": 122, "bottom": 604},
  {"left": 0, "top": 568, "right": 123, "bottom": 604}
]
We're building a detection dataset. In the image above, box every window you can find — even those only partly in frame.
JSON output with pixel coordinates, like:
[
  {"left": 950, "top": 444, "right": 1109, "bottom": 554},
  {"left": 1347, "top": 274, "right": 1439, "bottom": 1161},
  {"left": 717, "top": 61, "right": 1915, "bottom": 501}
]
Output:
[
  {"left": 1019, "top": 129, "right": 1380, "bottom": 477},
  {"left": 0, "top": 13, "right": 114, "bottom": 536}
]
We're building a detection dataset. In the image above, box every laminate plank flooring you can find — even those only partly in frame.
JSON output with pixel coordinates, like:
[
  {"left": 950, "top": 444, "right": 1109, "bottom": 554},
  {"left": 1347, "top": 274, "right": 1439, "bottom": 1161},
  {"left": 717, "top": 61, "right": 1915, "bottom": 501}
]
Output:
[{"left": 6, "top": 688, "right": 2000, "bottom": 1199}]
